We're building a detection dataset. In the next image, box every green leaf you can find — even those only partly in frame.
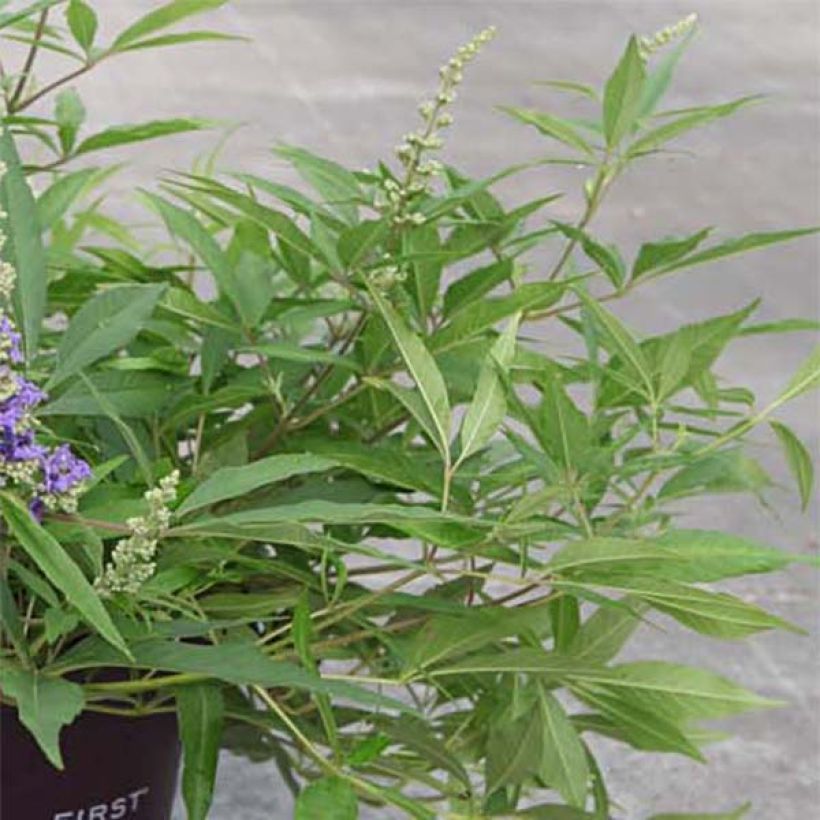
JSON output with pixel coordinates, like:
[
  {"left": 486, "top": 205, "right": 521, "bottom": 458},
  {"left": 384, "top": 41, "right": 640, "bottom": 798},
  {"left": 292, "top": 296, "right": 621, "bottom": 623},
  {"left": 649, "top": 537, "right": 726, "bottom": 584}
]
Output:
[
  {"left": 243, "top": 342, "right": 361, "bottom": 371},
  {"left": 75, "top": 119, "right": 213, "bottom": 156},
  {"left": 770, "top": 421, "right": 814, "bottom": 511},
  {"left": 552, "top": 221, "right": 625, "bottom": 289},
  {"left": 486, "top": 702, "right": 543, "bottom": 793},
  {"left": 576, "top": 290, "right": 654, "bottom": 400},
  {"left": 583, "top": 661, "right": 778, "bottom": 723},
  {"left": 433, "top": 282, "right": 567, "bottom": 352},
  {"left": 602, "top": 36, "right": 646, "bottom": 147},
  {"left": 48, "top": 284, "right": 167, "bottom": 388},
  {"left": 581, "top": 576, "right": 797, "bottom": 639},
  {"left": 631, "top": 228, "right": 712, "bottom": 280},
  {"left": 549, "top": 595, "right": 580, "bottom": 653},
  {"left": 535, "top": 371, "right": 596, "bottom": 474},
  {"left": 782, "top": 344, "right": 820, "bottom": 401},
  {"left": 649, "top": 805, "right": 751, "bottom": 820},
  {"left": 401, "top": 602, "right": 553, "bottom": 673},
  {"left": 143, "top": 193, "right": 239, "bottom": 310},
  {"left": 0, "top": 578, "right": 28, "bottom": 661},
  {"left": 648, "top": 530, "right": 797, "bottom": 582},
  {"left": 115, "top": 30, "right": 242, "bottom": 53},
  {"left": 275, "top": 143, "right": 361, "bottom": 224},
  {"left": 380, "top": 717, "right": 470, "bottom": 788},
  {"left": 536, "top": 79, "right": 599, "bottom": 101},
  {"left": 36, "top": 167, "right": 99, "bottom": 231},
  {"left": 657, "top": 227, "right": 819, "bottom": 274},
  {"left": 568, "top": 600, "right": 644, "bottom": 664},
  {"left": 457, "top": 315, "right": 519, "bottom": 467},
  {"left": 629, "top": 97, "right": 759, "bottom": 156},
  {"left": 0, "top": 667, "right": 84, "bottom": 769},
  {"left": 63, "top": 637, "right": 412, "bottom": 714},
  {"left": 637, "top": 31, "right": 694, "bottom": 118},
  {"left": 113, "top": 0, "right": 228, "bottom": 50},
  {"left": 659, "top": 450, "right": 770, "bottom": 500},
  {"left": 367, "top": 286, "right": 451, "bottom": 461},
  {"left": 177, "top": 683, "right": 224, "bottom": 820},
  {"left": 740, "top": 318, "right": 820, "bottom": 336},
  {"left": 295, "top": 777, "right": 358, "bottom": 820},
  {"left": 443, "top": 258, "right": 512, "bottom": 318},
  {"left": 40, "top": 371, "right": 176, "bottom": 418},
  {"left": 337, "top": 219, "right": 386, "bottom": 268},
  {"left": 0, "top": 127, "right": 46, "bottom": 360},
  {"left": 0, "top": 493, "right": 130, "bottom": 657},
  {"left": 66, "top": 0, "right": 97, "bottom": 52},
  {"left": 500, "top": 107, "right": 595, "bottom": 156},
  {"left": 537, "top": 688, "right": 590, "bottom": 809},
  {"left": 0, "top": 0, "right": 66, "bottom": 30},
  {"left": 178, "top": 453, "right": 337, "bottom": 516},
  {"left": 54, "top": 88, "right": 86, "bottom": 155},
  {"left": 406, "top": 223, "right": 443, "bottom": 320},
  {"left": 570, "top": 684, "right": 704, "bottom": 760}
]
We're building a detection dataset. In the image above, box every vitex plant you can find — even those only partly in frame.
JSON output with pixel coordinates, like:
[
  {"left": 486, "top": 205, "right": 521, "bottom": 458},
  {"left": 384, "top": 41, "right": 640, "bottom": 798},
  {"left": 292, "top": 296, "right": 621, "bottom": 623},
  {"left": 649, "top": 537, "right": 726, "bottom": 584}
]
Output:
[{"left": 1, "top": 5, "right": 818, "bottom": 819}]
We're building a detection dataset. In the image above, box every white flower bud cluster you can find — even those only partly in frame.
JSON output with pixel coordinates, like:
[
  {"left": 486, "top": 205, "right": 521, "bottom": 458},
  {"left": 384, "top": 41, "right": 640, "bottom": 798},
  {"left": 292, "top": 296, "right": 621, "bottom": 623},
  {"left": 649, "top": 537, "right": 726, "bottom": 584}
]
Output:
[
  {"left": 381, "top": 27, "right": 496, "bottom": 229},
  {"left": 96, "top": 471, "right": 180, "bottom": 597},
  {"left": 367, "top": 255, "right": 408, "bottom": 292},
  {"left": 639, "top": 14, "right": 698, "bottom": 59}
]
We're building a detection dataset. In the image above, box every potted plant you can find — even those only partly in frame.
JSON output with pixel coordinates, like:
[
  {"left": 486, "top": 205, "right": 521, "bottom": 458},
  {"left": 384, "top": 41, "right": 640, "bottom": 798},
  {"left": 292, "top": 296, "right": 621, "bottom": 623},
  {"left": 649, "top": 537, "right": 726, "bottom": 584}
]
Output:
[{"left": 1, "top": 2, "right": 817, "bottom": 818}]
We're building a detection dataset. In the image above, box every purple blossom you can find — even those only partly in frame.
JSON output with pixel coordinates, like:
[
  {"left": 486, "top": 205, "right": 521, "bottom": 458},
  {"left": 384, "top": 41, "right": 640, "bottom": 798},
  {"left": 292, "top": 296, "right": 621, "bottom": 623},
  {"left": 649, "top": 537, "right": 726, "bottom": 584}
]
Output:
[
  {"left": 0, "top": 374, "right": 46, "bottom": 428},
  {"left": 28, "top": 496, "right": 45, "bottom": 522},
  {"left": 0, "top": 426, "right": 46, "bottom": 463},
  {"left": 0, "top": 314, "right": 22, "bottom": 363},
  {"left": 40, "top": 444, "right": 91, "bottom": 495}
]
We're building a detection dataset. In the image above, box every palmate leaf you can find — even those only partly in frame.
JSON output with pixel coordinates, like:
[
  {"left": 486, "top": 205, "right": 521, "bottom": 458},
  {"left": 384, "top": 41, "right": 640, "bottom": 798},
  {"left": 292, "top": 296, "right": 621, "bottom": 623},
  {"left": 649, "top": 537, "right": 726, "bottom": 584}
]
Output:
[
  {"left": 0, "top": 493, "right": 130, "bottom": 657},
  {"left": 0, "top": 666, "right": 84, "bottom": 769}
]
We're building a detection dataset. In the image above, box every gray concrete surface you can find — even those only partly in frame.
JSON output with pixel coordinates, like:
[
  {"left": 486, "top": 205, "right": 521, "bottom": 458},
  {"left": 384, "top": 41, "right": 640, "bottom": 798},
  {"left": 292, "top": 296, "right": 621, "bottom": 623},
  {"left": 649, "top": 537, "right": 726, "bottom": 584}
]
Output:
[{"left": 19, "top": 1, "right": 820, "bottom": 817}]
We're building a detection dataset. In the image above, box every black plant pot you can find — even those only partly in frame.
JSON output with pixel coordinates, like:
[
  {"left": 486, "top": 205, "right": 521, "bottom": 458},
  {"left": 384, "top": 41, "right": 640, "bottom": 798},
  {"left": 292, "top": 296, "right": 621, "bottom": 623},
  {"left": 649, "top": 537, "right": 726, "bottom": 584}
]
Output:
[{"left": 1, "top": 704, "right": 181, "bottom": 819}]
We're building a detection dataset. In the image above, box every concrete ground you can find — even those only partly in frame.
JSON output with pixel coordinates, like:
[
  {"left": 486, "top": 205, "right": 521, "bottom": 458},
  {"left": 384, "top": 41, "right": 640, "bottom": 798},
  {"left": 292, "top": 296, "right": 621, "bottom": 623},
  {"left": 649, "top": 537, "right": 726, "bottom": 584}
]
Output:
[{"left": 20, "top": 1, "right": 820, "bottom": 817}]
